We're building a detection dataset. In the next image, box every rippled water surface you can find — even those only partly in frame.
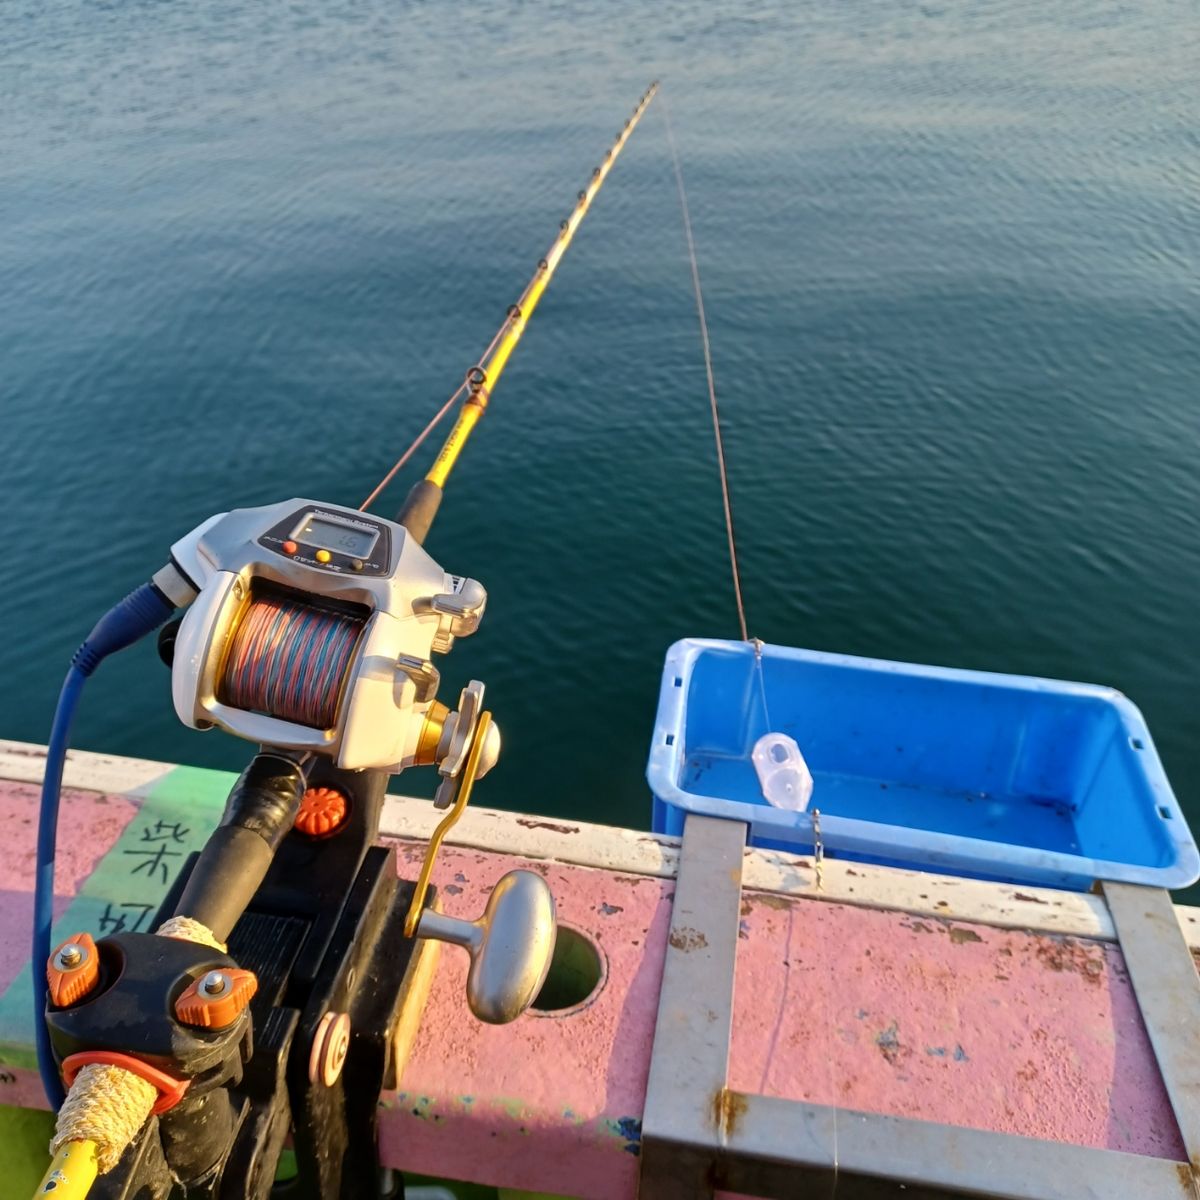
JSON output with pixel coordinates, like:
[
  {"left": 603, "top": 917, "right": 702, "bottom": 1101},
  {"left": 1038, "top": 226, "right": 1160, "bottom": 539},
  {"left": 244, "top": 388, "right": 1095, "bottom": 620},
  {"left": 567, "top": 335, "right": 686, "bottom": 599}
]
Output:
[{"left": 2, "top": 2, "right": 1197, "bottom": 853}]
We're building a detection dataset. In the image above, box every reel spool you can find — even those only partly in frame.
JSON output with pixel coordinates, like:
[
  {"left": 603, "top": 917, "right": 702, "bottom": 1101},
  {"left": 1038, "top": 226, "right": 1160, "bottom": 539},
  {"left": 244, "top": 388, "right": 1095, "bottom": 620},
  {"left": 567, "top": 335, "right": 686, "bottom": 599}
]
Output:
[{"left": 220, "top": 592, "right": 365, "bottom": 730}]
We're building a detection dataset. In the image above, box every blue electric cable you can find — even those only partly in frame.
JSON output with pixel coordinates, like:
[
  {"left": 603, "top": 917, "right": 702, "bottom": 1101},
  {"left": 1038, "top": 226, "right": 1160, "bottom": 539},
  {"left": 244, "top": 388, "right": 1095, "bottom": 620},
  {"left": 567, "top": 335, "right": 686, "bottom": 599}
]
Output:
[{"left": 34, "top": 582, "right": 176, "bottom": 1109}]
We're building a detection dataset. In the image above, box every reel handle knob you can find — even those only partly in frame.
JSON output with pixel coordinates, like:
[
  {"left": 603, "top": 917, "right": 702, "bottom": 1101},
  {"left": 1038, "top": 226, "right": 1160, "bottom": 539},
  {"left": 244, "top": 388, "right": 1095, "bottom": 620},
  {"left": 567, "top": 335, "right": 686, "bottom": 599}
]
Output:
[{"left": 417, "top": 870, "right": 556, "bottom": 1024}]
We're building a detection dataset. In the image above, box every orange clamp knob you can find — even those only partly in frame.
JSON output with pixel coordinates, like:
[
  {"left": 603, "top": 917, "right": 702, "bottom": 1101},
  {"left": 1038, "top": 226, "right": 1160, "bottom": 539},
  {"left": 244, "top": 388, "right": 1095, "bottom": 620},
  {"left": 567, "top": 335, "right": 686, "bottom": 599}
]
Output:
[
  {"left": 47, "top": 933, "right": 100, "bottom": 1008},
  {"left": 174, "top": 968, "right": 257, "bottom": 1030},
  {"left": 295, "top": 786, "right": 348, "bottom": 837}
]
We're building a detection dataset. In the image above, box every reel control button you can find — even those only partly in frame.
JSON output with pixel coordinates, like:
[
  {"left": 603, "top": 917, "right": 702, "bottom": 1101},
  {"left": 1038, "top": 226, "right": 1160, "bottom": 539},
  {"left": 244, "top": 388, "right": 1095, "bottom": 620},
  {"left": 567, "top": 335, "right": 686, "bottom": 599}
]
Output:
[
  {"left": 282, "top": 539, "right": 298, "bottom": 554},
  {"left": 315, "top": 549, "right": 332, "bottom": 564}
]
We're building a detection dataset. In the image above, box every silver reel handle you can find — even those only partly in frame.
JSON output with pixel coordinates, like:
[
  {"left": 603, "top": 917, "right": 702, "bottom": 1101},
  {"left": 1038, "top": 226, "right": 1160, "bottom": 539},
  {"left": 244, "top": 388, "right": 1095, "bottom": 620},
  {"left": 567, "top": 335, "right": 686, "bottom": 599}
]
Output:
[{"left": 417, "top": 870, "right": 556, "bottom": 1024}]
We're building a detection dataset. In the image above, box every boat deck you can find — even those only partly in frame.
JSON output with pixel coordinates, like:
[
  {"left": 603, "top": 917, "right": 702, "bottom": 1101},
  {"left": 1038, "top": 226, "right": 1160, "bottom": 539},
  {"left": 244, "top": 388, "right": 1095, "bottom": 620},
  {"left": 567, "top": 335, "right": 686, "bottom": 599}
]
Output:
[{"left": 1, "top": 740, "right": 1197, "bottom": 1198}]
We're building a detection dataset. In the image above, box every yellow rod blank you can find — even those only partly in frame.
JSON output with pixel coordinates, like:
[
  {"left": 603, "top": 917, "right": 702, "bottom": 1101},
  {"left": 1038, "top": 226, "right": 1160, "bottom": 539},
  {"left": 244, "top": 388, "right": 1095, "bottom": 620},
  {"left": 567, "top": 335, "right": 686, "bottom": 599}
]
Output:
[
  {"left": 34, "top": 1139, "right": 99, "bottom": 1200},
  {"left": 424, "top": 82, "right": 659, "bottom": 490}
]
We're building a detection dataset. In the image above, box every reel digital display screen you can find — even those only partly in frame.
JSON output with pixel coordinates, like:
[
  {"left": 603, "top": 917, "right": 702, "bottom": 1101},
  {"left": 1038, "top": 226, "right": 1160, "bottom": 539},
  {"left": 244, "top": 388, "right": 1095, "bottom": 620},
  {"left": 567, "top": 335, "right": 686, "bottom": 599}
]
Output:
[{"left": 291, "top": 512, "right": 379, "bottom": 559}]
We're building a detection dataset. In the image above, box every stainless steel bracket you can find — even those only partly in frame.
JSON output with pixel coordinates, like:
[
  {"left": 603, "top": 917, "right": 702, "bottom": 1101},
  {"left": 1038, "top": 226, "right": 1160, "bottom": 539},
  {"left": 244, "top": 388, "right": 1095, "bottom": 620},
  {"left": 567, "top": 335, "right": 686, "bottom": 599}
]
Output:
[
  {"left": 639, "top": 813, "right": 1200, "bottom": 1199},
  {"left": 1103, "top": 882, "right": 1200, "bottom": 1174}
]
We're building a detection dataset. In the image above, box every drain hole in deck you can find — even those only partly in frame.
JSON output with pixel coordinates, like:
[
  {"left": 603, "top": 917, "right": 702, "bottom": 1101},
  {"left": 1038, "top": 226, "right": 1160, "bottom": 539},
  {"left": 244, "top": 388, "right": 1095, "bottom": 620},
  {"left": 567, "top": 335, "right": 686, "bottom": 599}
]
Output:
[{"left": 531, "top": 925, "right": 604, "bottom": 1014}]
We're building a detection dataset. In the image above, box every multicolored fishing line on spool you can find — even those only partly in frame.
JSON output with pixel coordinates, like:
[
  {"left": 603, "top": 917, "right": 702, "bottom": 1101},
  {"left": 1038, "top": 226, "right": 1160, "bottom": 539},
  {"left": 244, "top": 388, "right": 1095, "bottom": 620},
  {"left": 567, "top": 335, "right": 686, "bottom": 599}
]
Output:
[{"left": 222, "top": 596, "right": 364, "bottom": 728}]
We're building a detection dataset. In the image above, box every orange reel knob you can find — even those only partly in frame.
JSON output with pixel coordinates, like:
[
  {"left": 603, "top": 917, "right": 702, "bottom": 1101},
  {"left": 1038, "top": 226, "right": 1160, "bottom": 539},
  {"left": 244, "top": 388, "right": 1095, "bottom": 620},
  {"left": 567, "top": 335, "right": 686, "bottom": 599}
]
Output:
[{"left": 295, "top": 786, "right": 348, "bottom": 837}]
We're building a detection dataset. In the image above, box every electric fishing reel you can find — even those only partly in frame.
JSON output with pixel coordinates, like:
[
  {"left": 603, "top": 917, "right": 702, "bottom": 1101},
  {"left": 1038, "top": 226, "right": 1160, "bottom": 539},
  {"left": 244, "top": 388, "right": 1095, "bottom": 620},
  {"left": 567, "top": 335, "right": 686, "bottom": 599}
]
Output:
[
  {"left": 162, "top": 496, "right": 554, "bottom": 1026},
  {"left": 168, "top": 496, "right": 500, "bottom": 800}
]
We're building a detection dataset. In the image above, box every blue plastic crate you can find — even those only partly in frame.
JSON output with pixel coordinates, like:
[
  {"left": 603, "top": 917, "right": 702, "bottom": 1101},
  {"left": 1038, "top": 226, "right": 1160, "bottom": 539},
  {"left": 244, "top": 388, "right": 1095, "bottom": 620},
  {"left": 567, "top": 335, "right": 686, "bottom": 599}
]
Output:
[{"left": 646, "top": 638, "right": 1198, "bottom": 891}]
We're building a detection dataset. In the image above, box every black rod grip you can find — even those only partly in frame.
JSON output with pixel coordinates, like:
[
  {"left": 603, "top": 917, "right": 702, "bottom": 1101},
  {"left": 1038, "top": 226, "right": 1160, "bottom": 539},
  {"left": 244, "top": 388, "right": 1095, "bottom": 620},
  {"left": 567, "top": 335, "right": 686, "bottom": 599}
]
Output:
[
  {"left": 174, "top": 753, "right": 306, "bottom": 941},
  {"left": 396, "top": 479, "right": 444, "bottom": 545}
]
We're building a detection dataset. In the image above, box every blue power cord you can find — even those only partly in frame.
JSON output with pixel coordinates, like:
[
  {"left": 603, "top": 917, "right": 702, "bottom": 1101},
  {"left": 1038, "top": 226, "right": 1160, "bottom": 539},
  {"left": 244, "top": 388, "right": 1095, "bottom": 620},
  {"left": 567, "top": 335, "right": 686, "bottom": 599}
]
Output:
[{"left": 34, "top": 581, "right": 176, "bottom": 1108}]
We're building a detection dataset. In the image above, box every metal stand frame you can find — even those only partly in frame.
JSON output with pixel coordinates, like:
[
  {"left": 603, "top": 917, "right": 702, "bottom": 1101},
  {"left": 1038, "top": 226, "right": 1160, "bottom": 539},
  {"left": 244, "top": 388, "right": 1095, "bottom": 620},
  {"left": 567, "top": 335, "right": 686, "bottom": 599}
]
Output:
[{"left": 639, "top": 814, "right": 1200, "bottom": 1199}]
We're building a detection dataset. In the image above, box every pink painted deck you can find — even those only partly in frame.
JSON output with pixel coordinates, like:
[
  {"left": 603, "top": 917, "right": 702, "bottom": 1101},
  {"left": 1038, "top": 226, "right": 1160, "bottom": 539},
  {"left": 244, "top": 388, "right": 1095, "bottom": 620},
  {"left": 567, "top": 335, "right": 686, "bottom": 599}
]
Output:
[
  {"left": 0, "top": 779, "right": 139, "bottom": 996},
  {"left": 0, "top": 763, "right": 1187, "bottom": 1198},
  {"left": 730, "top": 892, "right": 1185, "bottom": 1161}
]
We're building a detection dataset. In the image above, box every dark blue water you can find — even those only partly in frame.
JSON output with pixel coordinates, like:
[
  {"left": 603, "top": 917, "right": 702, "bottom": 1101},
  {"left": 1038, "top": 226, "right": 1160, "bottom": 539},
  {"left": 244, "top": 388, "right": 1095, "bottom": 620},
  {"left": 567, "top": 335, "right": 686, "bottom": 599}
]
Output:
[{"left": 3, "top": 3, "right": 1198, "bottom": 846}]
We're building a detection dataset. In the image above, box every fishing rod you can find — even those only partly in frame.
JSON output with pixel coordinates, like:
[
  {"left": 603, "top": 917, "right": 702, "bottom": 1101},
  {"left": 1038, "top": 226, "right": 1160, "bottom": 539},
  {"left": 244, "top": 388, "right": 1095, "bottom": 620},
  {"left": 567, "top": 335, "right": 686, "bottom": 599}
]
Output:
[
  {"left": 362, "top": 82, "right": 660, "bottom": 535},
  {"left": 32, "top": 82, "right": 658, "bottom": 1200}
]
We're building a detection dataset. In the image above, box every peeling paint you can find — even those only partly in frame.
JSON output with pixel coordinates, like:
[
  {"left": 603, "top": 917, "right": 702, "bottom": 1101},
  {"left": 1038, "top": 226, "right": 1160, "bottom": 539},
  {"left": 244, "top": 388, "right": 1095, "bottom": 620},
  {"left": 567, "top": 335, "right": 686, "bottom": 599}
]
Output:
[
  {"left": 669, "top": 926, "right": 708, "bottom": 952},
  {"left": 1035, "top": 937, "right": 1105, "bottom": 983},
  {"left": 607, "top": 1115, "right": 642, "bottom": 1156},
  {"left": 515, "top": 818, "right": 578, "bottom": 834},
  {"left": 497, "top": 1096, "right": 530, "bottom": 1122},
  {"left": 875, "top": 1022, "right": 902, "bottom": 1066},
  {"left": 949, "top": 927, "right": 984, "bottom": 945}
]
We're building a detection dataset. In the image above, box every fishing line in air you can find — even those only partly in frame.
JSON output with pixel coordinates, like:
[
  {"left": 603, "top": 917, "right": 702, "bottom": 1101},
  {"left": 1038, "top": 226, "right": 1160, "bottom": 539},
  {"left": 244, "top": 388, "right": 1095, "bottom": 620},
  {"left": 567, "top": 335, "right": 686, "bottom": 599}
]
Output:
[
  {"left": 662, "top": 96, "right": 750, "bottom": 644},
  {"left": 665, "top": 99, "right": 841, "bottom": 1196}
]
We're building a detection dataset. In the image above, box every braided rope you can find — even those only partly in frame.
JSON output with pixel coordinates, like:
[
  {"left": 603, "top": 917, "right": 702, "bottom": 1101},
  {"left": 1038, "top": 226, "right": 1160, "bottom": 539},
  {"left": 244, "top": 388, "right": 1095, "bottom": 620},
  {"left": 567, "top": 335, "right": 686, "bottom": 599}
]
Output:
[
  {"left": 50, "top": 1064, "right": 156, "bottom": 1173},
  {"left": 156, "top": 914, "right": 226, "bottom": 952}
]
